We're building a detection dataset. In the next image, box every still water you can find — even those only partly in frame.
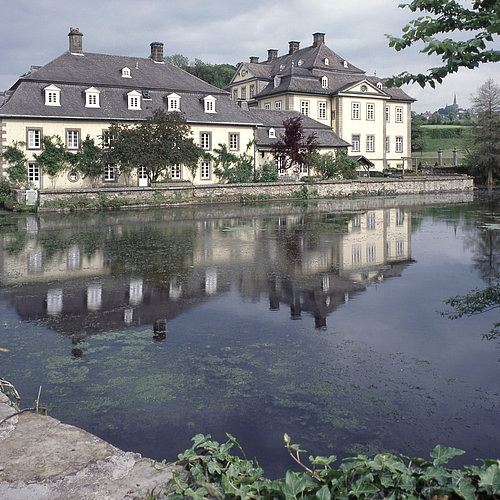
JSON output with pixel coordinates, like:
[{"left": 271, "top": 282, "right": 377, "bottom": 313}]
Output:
[{"left": 0, "top": 191, "right": 498, "bottom": 476}]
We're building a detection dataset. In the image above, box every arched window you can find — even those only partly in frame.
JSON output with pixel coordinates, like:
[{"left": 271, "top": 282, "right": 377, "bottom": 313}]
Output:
[{"left": 321, "top": 76, "right": 328, "bottom": 88}]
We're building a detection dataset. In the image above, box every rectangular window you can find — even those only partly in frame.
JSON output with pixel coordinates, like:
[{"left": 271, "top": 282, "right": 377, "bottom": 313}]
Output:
[
  {"left": 250, "top": 84, "right": 255, "bottom": 98},
  {"left": 367, "top": 212, "right": 376, "bottom": 230},
  {"left": 395, "top": 136, "right": 403, "bottom": 153},
  {"left": 28, "top": 162, "right": 40, "bottom": 185},
  {"left": 200, "top": 132, "right": 211, "bottom": 150},
  {"left": 385, "top": 106, "right": 390, "bottom": 122},
  {"left": 299, "top": 164, "right": 309, "bottom": 175},
  {"left": 86, "top": 92, "right": 99, "bottom": 108},
  {"left": 233, "top": 89, "right": 238, "bottom": 100},
  {"left": 351, "top": 134, "right": 360, "bottom": 152},
  {"left": 385, "top": 136, "right": 390, "bottom": 153},
  {"left": 275, "top": 156, "right": 286, "bottom": 176},
  {"left": 241, "top": 87, "right": 247, "bottom": 100},
  {"left": 66, "top": 129, "right": 79, "bottom": 150},
  {"left": 229, "top": 133, "right": 239, "bottom": 151},
  {"left": 104, "top": 165, "right": 116, "bottom": 181},
  {"left": 27, "top": 129, "right": 42, "bottom": 149},
  {"left": 275, "top": 101, "right": 282, "bottom": 110},
  {"left": 367, "top": 103, "right": 375, "bottom": 120},
  {"left": 128, "top": 96, "right": 140, "bottom": 109},
  {"left": 171, "top": 164, "right": 181, "bottom": 180},
  {"left": 366, "top": 135, "right": 375, "bottom": 152},
  {"left": 264, "top": 103, "right": 271, "bottom": 110},
  {"left": 300, "top": 100, "right": 309, "bottom": 116},
  {"left": 396, "top": 106, "right": 403, "bottom": 123},
  {"left": 367, "top": 244, "right": 376, "bottom": 263},
  {"left": 352, "top": 102, "right": 360, "bottom": 119},
  {"left": 352, "top": 244, "right": 361, "bottom": 265},
  {"left": 201, "top": 161, "right": 211, "bottom": 180},
  {"left": 318, "top": 101, "right": 327, "bottom": 120},
  {"left": 101, "top": 130, "right": 111, "bottom": 148}
]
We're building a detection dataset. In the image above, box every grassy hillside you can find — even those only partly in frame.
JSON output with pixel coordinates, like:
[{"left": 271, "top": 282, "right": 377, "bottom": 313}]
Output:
[{"left": 414, "top": 125, "right": 472, "bottom": 166}]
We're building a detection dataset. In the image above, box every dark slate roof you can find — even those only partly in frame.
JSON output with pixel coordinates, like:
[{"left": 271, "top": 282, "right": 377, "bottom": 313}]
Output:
[
  {"left": 248, "top": 109, "right": 350, "bottom": 148},
  {"left": 0, "top": 51, "right": 261, "bottom": 124}
]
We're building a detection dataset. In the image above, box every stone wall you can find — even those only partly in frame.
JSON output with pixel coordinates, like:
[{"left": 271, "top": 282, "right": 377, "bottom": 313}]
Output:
[{"left": 35, "top": 175, "right": 473, "bottom": 212}]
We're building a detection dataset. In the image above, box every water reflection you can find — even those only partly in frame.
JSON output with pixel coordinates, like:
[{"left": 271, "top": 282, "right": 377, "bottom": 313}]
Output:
[{"left": 0, "top": 204, "right": 414, "bottom": 343}]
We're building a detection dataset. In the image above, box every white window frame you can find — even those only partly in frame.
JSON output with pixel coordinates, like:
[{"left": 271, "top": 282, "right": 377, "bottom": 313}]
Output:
[
  {"left": 395, "top": 106, "right": 403, "bottom": 123},
  {"left": 300, "top": 100, "right": 310, "bottom": 116},
  {"left": 351, "top": 134, "right": 360, "bottom": 152},
  {"left": 127, "top": 90, "right": 141, "bottom": 110},
  {"left": 85, "top": 87, "right": 100, "bottom": 108},
  {"left": 275, "top": 101, "right": 282, "bottom": 110},
  {"left": 276, "top": 156, "right": 286, "bottom": 176},
  {"left": 44, "top": 84, "right": 61, "bottom": 106},
  {"left": 385, "top": 136, "right": 390, "bottom": 153},
  {"left": 264, "top": 103, "right": 271, "bottom": 110},
  {"left": 250, "top": 84, "right": 255, "bottom": 98},
  {"left": 229, "top": 133, "right": 239, "bottom": 151},
  {"left": 204, "top": 95, "right": 216, "bottom": 113},
  {"left": 66, "top": 129, "right": 79, "bottom": 150},
  {"left": 121, "top": 67, "right": 131, "bottom": 78},
  {"left": 321, "top": 76, "right": 328, "bottom": 88},
  {"left": 395, "top": 136, "right": 403, "bottom": 153},
  {"left": 101, "top": 129, "right": 111, "bottom": 149},
  {"left": 200, "top": 132, "right": 211, "bottom": 151},
  {"left": 28, "top": 162, "right": 40, "bottom": 186},
  {"left": 385, "top": 106, "right": 390, "bottom": 122},
  {"left": 200, "top": 161, "right": 211, "bottom": 180},
  {"left": 27, "top": 129, "right": 42, "bottom": 149},
  {"left": 104, "top": 165, "right": 116, "bottom": 182},
  {"left": 233, "top": 89, "right": 238, "bottom": 100},
  {"left": 269, "top": 128, "right": 276, "bottom": 138},
  {"left": 241, "top": 87, "right": 247, "bottom": 100},
  {"left": 366, "top": 135, "right": 375, "bottom": 152},
  {"left": 167, "top": 93, "right": 181, "bottom": 111},
  {"left": 352, "top": 102, "right": 360, "bottom": 120},
  {"left": 318, "top": 101, "right": 327, "bottom": 120},
  {"left": 367, "top": 103, "right": 375, "bottom": 121},
  {"left": 171, "top": 164, "right": 181, "bottom": 180}
]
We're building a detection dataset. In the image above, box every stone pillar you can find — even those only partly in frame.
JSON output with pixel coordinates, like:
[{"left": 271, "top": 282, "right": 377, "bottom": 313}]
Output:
[
  {"left": 453, "top": 148, "right": 458, "bottom": 166},
  {"left": 438, "top": 149, "right": 443, "bottom": 166}
]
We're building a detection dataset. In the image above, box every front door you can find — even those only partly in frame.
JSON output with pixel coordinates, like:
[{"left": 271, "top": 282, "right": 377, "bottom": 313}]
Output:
[
  {"left": 28, "top": 162, "right": 41, "bottom": 189},
  {"left": 138, "top": 167, "right": 149, "bottom": 187}
]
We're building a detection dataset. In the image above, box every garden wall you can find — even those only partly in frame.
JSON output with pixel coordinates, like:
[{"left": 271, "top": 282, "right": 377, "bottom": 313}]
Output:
[{"left": 35, "top": 175, "right": 473, "bottom": 212}]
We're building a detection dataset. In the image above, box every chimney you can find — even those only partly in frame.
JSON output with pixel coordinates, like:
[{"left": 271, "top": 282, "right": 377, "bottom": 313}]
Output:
[
  {"left": 150, "top": 42, "right": 164, "bottom": 63},
  {"left": 68, "top": 27, "right": 83, "bottom": 54},
  {"left": 267, "top": 49, "right": 278, "bottom": 61},
  {"left": 249, "top": 56, "right": 259, "bottom": 63},
  {"left": 312, "top": 32, "right": 325, "bottom": 47},
  {"left": 288, "top": 41, "right": 300, "bottom": 54}
]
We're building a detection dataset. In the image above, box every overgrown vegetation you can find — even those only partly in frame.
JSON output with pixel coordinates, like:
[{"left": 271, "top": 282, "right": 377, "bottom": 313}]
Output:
[
  {"left": 211, "top": 143, "right": 254, "bottom": 184},
  {"left": 154, "top": 433, "right": 500, "bottom": 499},
  {"left": 309, "top": 149, "right": 358, "bottom": 180}
]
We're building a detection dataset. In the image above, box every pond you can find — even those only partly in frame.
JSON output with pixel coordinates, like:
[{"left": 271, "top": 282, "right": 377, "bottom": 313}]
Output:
[{"left": 0, "top": 191, "right": 498, "bottom": 477}]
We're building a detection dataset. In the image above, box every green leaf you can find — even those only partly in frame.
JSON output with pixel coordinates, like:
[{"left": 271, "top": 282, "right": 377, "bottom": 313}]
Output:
[
  {"left": 282, "top": 470, "right": 314, "bottom": 498},
  {"left": 349, "top": 476, "right": 379, "bottom": 496},
  {"left": 430, "top": 445, "right": 465, "bottom": 465},
  {"left": 452, "top": 480, "right": 478, "bottom": 500},
  {"left": 316, "top": 484, "right": 331, "bottom": 500},
  {"left": 478, "top": 464, "right": 500, "bottom": 494}
]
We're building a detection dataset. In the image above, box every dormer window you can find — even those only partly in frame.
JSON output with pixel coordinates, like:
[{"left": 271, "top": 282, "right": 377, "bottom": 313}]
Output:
[
  {"left": 44, "top": 84, "right": 61, "bottom": 106},
  {"left": 274, "top": 75, "right": 281, "bottom": 88},
  {"left": 85, "top": 87, "right": 100, "bottom": 108},
  {"left": 324, "top": 58, "right": 329, "bottom": 66},
  {"left": 321, "top": 76, "right": 328, "bottom": 88},
  {"left": 121, "top": 67, "right": 131, "bottom": 78},
  {"left": 167, "top": 93, "right": 181, "bottom": 111},
  {"left": 127, "top": 90, "right": 141, "bottom": 110},
  {"left": 269, "top": 128, "right": 276, "bottom": 138},
  {"left": 204, "top": 95, "right": 216, "bottom": 113},
  {"left": 377, "top": 82, "right": 383, "bottom": 90},
  {"left": 343, "top": 61, "right": 348, "bottom": 68}
]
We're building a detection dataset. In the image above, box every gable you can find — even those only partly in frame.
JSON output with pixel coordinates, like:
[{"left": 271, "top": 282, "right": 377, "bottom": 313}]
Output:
[{"left": 337, "top": 79, "right": 388, "bottom": 98}]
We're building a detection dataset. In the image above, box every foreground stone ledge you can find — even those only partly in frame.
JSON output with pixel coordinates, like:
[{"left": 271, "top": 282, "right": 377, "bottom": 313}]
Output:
[
  {"left": 0, "top": 394, "right": 172, "bottom": 500},
  {"left": 34, "top": 175, "right": 474, "bottom": 212}
]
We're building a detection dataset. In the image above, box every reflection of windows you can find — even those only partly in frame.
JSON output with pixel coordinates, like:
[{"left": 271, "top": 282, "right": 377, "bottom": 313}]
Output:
[
  {"left": 351, "top": 214, "right": 361, "bottom": 229},
  {"left": 129, "top": 279, "right": 143, "bottom": 305},
  {"left": 26, "top": 217, "right": 39, "bottom": 235},
  {"left": 67, "top": 245, "right": 81, "bottom": 270},
  {"left": 169, "top": 279, "right": 182, "bottom": 300},
  {"left": 386, "top": 241, "right": 391, "bottom": 257},
  {"left": 396, "top": 240, "right": 405, "bottom": 256},
  {"left": 28, "top": 250, "right": 42, "bottom": 273},
  {"left": 47, "top": 288, "right": 63, "bottom": 316},
  {"left": 87, "top": 284, "right": 102, "bottom": 311},
  {"left": 367, "top": 243, "right": 376, "bottom": 262},
  {"left": 352, "top": 244, "right": 361, "bottom": 265},
  {"left": 205, "top": 268, "right": 217, "bottom": 295},
  {"left": 124, "top": 307, "right": 133, "bottom": 325},
  {"left": 396, "top": 209, "right": 405, "bottom": 225},
  {"left": 367, "top": 212, "right": 376, "bottom": 230},
  {"left": 384, "top": 210, "right": 391, "bottom": 226},
  {"left": 322, "top": 274, "right": 330, "bottom": 291}
]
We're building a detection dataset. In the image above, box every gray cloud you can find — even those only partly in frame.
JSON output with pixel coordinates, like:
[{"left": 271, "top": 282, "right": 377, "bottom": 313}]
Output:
[{"left": 1, "top": 0, "right": 498, "bottom": 112}]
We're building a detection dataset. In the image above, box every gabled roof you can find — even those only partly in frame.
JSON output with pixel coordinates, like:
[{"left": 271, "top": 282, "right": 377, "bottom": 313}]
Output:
[{"left": 248, "top": 109, "right": 350, "bottom": 148}]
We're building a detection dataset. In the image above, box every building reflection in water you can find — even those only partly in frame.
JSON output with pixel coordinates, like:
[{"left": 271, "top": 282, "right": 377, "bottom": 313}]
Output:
[{"left": 0, "top": 206, "right": 413, "bottom": 347}]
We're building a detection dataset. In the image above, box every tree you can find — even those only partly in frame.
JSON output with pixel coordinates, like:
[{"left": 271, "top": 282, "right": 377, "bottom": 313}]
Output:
[
  {"left": 254, "top": 161, "right": 279, "bottom": 182},
  {"left": 386, "top": 0, "right": 500, "bottom": 88},
  {"left": 1, "top": 142, "right": 28, "bottom": 187},
  {"left": 464, "top": 78, "right": 500, "bottom": 186},
  {"left": 69, "top": 135, "right": 104, "bottom": 186},
  {"left": 105, "top": 109, "right": 204, "bottom": 183},
  {"left": 34, "top": 136, "right": 69, "bottom": 188},
  {"left": 309, "top": 149, "right": 358, "bottom": 180},
  {"left": 411, "top": 112, "right": 426, "bottom": 152},
  {"left": 272, "top": 117, "right": 319, "bottom": 177},
  {"left": 211, "top": 142, "right": 254, "bottom": 183}
]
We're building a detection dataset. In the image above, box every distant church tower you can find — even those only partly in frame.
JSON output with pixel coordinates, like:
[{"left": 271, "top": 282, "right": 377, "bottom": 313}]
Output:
[{"left": 454, "top": 94, "right": 457, "bottom": 106}]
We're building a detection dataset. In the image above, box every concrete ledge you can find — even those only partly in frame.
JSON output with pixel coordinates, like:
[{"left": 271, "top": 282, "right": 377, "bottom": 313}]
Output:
[{"left": 0, "top": 394, "right": 172, "bottom": 499}]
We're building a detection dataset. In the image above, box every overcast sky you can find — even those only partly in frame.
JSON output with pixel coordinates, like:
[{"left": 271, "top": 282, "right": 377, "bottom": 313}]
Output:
[{"left": 1, "top": 0, "right": 498, "bottom": 113}]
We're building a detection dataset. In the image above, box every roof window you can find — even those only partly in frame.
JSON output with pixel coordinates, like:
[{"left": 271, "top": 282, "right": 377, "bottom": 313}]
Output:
[
  {"left": 85, "top": 87, "right": 100, "bottom": 108},
  {"left": 121, "top": 67, "right": 131, "bottom": 78},
  {"left": 269, "top": 128, "right": 276, "bottom": 138},
  {"left": 204, "top": 95, "right": 216, "bottom": 113},
  {"left": 167, "top": 93, "right": 181, "bottom": 111},
  {"left": 127, "top": 90, "right": 141, "bottom": 110},
  {"left": 44, "top": 84, "right": 61, "bottom": 106}
]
